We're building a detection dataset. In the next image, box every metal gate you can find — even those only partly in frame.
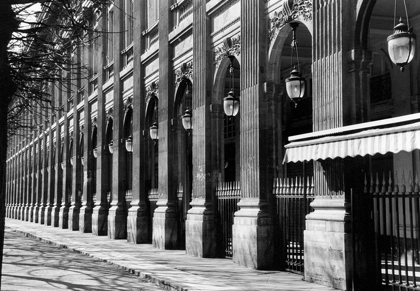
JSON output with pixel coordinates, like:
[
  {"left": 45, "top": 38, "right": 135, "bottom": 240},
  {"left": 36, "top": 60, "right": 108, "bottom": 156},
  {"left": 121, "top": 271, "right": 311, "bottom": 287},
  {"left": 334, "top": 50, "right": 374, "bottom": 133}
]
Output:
[
  {"left": 274, "top": 176, "right": 314, "bottom": 274},
  {"left": 216, "top": 181, "right": 240, "bottom": 258},
  {"left": 367, "top": 172, "right": 420, "bottom": 290}
]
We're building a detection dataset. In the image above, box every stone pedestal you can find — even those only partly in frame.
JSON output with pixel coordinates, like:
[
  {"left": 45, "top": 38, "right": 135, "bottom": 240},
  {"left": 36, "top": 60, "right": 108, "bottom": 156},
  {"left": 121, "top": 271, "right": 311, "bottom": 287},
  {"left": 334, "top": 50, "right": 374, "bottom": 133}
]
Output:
[
  {"left": 22, "top": 205, "right": 29, "bottom": 221},
  {"left": 152, "top": 201, "right": 178, "bottom": 249},
  {"left": 79, "top": 206, "right": 92, "bottom": 233},
  {"left": 92, "top": 205, "right": 108, "bottom": 236},
  {"left": 232, "top": 198, "right": 275, "bottom": 270},
  {"left": 28, "top": 204, "right": 35, "bottom": 222},
  {"left": 38, "top": 205, "right": 45, "bottom": 224},
  {"left": 44, "top": 205, "right": 52, "bottom": 226},
  {"left": 51, "top": 205, "right": 60, "bottom": 227},
  {"left": 15, "top": 205, "right": 21, "bottom": 220},
  {"left": 127, "top": 204, "right": 149, "bottom": 243},
  {"left": 186, "top": 199, "right": 217, "bottom": 257},
  {"left": 68, "top": 205, "right": 80, "bottom": 231},
  {"left": 108, "top": 205, "right": 126, "bottom": 239},
  {"left": 34, "top": 205, "right": 40, "bottom": 223},
  {"left": 304, "top": 198, "right": 351, "bottom": 290},
  {"left": 58, "top": 205, "right": 69, "bottom": 229}
]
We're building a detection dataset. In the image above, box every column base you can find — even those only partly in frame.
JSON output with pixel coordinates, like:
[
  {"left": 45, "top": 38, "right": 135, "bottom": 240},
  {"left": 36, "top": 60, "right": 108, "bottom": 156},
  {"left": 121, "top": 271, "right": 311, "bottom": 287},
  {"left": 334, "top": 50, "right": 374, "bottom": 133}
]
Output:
[
  {"left": 68, "top": 206, "right": 80, "bottom": 231},
  {"left": 38, "top": 205, "right": 45, "bottom": 224},
  {"left": 92, "top": 205, "right": 108, "bottom": 236},
  {"left": 127, "top": 204, "right": 150, "bottom": 243},
  {"left": 304, "top": 198, "right": 351, "bottom": 291},
  {"left": 34, "top": 205, "right": 40, "bottom": 223},
  {"left": 108, "top": 205, "right": 127, "bottom": 239},
  {"left": 15, "top": 205, "right": 21, "bottom": 220},
  {"left": 152, "top": 200, "right": 178, "bottom": 249},
  {"left": 29, "top": 205, "right": 35, "bottom": 222},
  {"left": 51, "top": 205, "right": 60, "bottom": 227},
  {"left": 19, "top": 205, "right": 26, "bottom": 221},
  {"left": 79, "top": 206, "right": 92, "bottom": 233},
  {"left": 232, "top": 198, "right": 275, "bottom": 270},
  {"left": 44, "top": 205, "right": 52, "bottom": 226},
  {"left": 186, "top": 198, "right": 217, "bottom": 258},
  {"left": 58, "top": 205, "right": 69, "bottom": 229}
]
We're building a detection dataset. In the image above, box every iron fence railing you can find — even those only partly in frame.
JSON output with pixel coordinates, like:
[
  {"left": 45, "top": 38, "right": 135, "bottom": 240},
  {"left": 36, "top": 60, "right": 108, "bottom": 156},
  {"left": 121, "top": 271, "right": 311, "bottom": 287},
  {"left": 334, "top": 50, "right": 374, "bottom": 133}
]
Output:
[
  {"left": 216, "top": 181, "right": 240, "bottom": 258},
  {"left": 273, "top": 176, "right": 314, "bottom": 274},
  {"left": 366, "top": 172, "right": 420, "bottom": 290}
]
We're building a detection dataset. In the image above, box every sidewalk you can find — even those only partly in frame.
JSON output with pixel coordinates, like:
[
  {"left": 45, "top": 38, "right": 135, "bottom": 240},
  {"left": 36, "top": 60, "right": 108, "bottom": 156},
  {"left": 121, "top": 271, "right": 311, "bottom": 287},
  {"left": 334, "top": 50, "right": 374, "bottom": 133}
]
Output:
[{"left": 5, "top": 218, "right": 334, "bottom": 291}]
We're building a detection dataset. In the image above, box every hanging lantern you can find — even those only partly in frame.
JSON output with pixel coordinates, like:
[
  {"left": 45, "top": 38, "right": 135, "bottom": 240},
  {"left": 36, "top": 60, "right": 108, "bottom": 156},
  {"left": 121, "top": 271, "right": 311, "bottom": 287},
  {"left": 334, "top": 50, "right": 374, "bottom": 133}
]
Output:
[
  {"left": 387, "top": 18, "right": 416, "bottom": 71},
  {"left": 182, "top": 108, "right": 193, "bottom": 132},
  {"left": 93, "top": 147, "right": 98, "bottom": 158},
  {"left": 81, "top": 156, "right": 84, "bottom": 166},
  {"left": 125, "top": 136, "right": 133, "bottom": 152},
  {"left": 285, "top": 23, "right": 306, "bottom": 106},
  {"left": 70, "top": 156, "right": 74, "bottom": 166},
  {"left": 150, "top": 122, "right": 159, "bottom": 142},
  {"left": 108, "top": 139, "right": 114, "bottom": 154},
  {"left": 286, "top": 67, "right": 306, "bottom": 103},
  {"left": 224, "top": 57, "right": 240, "bottom": 117},
  {"left": 224, "top": 91, "right": 240, "bottom": 117}
]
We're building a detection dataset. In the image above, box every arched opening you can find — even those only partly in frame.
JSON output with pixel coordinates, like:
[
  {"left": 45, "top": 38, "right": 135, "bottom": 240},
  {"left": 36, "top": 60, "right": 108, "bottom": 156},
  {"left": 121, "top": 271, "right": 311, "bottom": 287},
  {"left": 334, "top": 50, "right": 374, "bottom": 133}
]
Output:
[
  {"left": 145, "top": 93, "right": 158, "bottom": 243},
  {"left": 359, "top": 1, "right": 420, "bottom": 287},
  {"left": 222, "top": 57, "right": 240, "bottom": 182},
  {"left": 105, "top": 117, "right": 113, "bottom": 205},
  {"left": 78, "top": 133, "right": 84, "bottom": 203},
  {"left": 91, "top": 125, "right": 97, "bottom": 202},
  {"left": 123, "top": 107, "right": 133, "bottom": 209},
  {"left": 174, "top": 78, "right": 192, "bottom": 250}
]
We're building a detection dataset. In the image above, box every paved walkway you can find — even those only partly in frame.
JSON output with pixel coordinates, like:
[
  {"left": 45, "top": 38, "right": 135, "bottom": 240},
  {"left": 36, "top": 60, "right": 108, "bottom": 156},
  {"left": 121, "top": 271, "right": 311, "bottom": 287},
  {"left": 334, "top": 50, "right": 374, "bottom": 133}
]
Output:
[
  {"left": 2, "top": 229, "right": 165, "bottom": 291},
  {"left": 5, "top": 218, "right": 335, "bottom": 291}
]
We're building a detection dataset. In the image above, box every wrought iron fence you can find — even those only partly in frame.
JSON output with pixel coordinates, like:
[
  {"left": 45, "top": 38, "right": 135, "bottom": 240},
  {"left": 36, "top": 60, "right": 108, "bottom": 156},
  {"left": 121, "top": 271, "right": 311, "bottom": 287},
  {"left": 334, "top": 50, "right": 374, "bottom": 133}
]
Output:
[
  {"left": 216, "top": 181, "right": 240, "bottom": 258},
  {"left": 273, "top": 176, "right": 314, "bottom": 274},
  {"left": 366, "top": 172, "right": 420, "bottom": 290}
]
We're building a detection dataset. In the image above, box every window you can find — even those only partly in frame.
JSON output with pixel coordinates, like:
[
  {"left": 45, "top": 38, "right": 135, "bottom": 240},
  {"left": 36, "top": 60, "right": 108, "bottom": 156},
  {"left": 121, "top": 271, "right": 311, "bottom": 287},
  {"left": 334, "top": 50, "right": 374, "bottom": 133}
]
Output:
[
  {"left": 146, "top": 0, "right": 159, "bottom": 28},
  {"left": 106, "top": 8, "right": 114, "bottom": 63},
  {"left": 125, "top": 0, "right": 134, "bottom": 48}
]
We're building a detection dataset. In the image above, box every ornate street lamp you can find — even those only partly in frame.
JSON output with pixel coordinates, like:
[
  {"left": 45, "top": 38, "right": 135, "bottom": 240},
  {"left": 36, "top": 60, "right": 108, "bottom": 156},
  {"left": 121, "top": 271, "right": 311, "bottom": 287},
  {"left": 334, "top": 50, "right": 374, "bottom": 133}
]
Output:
[
  {"left": 387, "top": 14, "right": 416, "bottom": 72},
  {"left": 182, "top": 107, "right": 192, "bottom": 133},
  {"left": 125, "top": 136, "right": 133, "bottom": 152},
  {"left": 108, "top": 139, "right": 114, "bottom": 154},
  {"left": 223, "top": 56, "right": 239, "bottom": 117},
  {"left": 150, "top": 122, "right": 159, "bottom": 143},
  {"left": 285, "top": 23, "right": 305, "bottom": 106}
]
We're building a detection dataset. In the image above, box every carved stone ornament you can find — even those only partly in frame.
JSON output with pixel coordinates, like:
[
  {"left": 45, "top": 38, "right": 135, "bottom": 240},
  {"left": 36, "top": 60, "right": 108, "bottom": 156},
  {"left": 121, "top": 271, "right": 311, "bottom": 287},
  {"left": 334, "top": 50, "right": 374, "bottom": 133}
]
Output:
[
  {"left": 91, "top": 117, "right": 98, "bottom": 127},
  {"left": 124, "top": 96, "right": 133, "bottom": 112},
  {"left": 145, "top": 81, "right": 159, "bottom": 108},
  {"left": 175, "top": 62, "right": 193, "bottom": 85},
  {"left": 269, "top": 0, "right": 313, "bottom": 41},
  {"left": 214, "top": 36, "right": 241, "bottom": 66},
  {"left": 106, "top": 108, "right": 113, "bottom": 120}
]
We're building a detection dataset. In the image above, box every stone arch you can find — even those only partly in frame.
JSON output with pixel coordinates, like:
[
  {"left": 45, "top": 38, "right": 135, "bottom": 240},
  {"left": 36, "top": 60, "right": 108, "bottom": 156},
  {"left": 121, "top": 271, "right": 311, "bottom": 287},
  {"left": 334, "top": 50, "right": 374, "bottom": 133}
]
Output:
[
  {"left": 212, "top": 55, "right": 241, "bottom": 105},
  {"left": 355, "top": 0, "right": 377, "bottom": 49},
  {"left": 267, "top": 20, "right": 312, "bottom": 85}
]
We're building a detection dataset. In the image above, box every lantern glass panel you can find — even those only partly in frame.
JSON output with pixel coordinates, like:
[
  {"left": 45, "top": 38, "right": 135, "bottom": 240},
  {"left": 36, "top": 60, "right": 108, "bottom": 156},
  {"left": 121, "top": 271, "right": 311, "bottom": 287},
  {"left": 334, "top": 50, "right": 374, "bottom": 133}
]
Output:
[{"left": 388, "top": 35, "right": 416, "bottom": 65}]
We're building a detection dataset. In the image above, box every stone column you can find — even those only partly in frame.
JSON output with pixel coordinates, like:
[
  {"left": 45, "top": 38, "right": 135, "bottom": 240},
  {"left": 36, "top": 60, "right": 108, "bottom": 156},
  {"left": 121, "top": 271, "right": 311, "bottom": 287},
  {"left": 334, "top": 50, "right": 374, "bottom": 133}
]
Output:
[
  {"left": 11, "top": 147, "right": 17, "bottom": 219},
  {"left": 16, "top": 143, "right": 23, "bottom": 220},
  {"left": 79, "top": 44, "right": 92, "bottom": 233},
  {"left": 69, "top": 113, "right": 82, "bottom": 231},
  {"left": 34, "top": 134, "right": 42, "bottom": 223},
  {"left": 52, "top": 124, "right": 63, "bottom": 227},
  {"left": 185, "top": 0, "right": 217, "bottom": 257},
  {"left": 107, "top": 0, "right": 127, "bottom": 239},
  {"left": 127, "top": 0, "right": 149, "bottom": 244},
  {"left": 230, "top": 0, "right": 276, "bottom": 270},
  {"left": 30, "top": 139, "right": 38, "bottom": 222},
  {"left": 92, "top": 10, "right": 108, "bottom": 236},
  {"left": 59, "top": 115, "right": 71, "bottom": 229},
  {"left": 153, "top": 0, "right": 178, "bottom": 249},
  {"left": 304, "top": 1, "right": 375, "bottom": 290},
  {"left": 22, "top": 144, "right": 29, "bottom": 221},
  {"left": 45, "top": 129, "right": 55, "bottom": 226}
]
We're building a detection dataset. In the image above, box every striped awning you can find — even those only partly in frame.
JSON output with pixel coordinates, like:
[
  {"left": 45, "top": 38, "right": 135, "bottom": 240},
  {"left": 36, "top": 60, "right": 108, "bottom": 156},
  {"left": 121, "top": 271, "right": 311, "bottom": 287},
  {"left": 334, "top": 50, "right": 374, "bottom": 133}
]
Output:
[{"left": 283, "top": 121, "right": 420, "bottom": 163}]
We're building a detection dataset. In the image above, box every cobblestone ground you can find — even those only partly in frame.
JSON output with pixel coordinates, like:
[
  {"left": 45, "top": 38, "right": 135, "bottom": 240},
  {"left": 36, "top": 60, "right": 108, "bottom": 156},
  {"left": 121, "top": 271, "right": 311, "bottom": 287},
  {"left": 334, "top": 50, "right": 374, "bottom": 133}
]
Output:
[{"left": 2, "top": 229, "right": 165, "bottom": 291}]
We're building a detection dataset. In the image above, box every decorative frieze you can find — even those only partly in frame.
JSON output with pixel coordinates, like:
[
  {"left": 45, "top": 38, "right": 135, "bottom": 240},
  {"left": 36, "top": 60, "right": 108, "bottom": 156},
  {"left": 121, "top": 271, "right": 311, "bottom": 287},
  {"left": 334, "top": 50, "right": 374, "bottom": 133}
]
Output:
[
  {"left": 175, "top": 62, "right": 193, "bottom": 85},
  {"left": 214, "top": 35, "right": 241, "bottom": 66},
  {"left": 145, "top": 81, "right": 159, "bottom": 110},
  {"left": 269, "top": 0, "right": 312, "bottom": 41}
]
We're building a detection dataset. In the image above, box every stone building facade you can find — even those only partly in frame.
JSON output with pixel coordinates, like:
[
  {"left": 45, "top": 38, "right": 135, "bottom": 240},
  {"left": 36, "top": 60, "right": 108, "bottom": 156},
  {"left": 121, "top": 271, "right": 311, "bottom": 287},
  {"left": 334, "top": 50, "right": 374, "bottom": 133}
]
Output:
[{"left": 6, "top": 0, "right": 420, "bottom": 290}]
